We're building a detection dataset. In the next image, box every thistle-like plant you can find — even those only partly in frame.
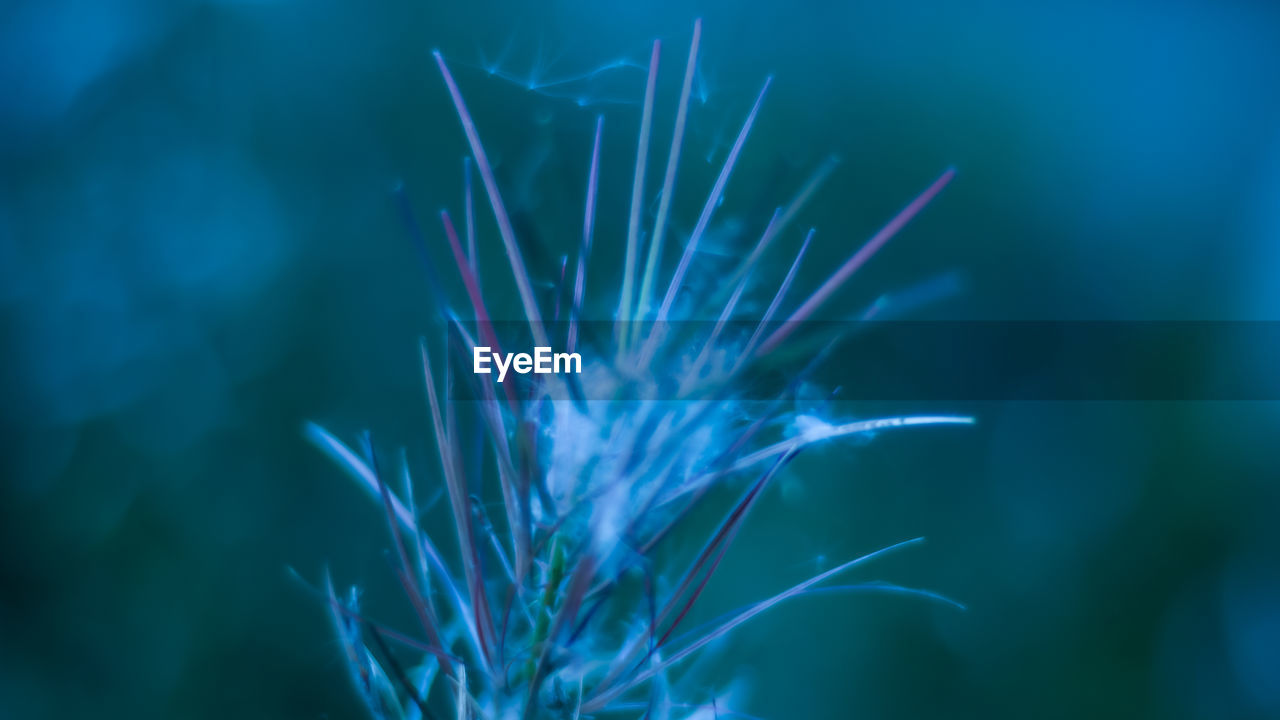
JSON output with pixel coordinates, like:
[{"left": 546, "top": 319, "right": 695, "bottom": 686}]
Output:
[{"left": 303, "top": 20, "right": 970, "bottom": 720}]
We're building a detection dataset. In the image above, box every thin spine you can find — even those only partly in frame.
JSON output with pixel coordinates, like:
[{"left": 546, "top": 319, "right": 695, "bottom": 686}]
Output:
[
  {"left": 445, "top": 349, "right": 505, "bottom": 679},
  {"left": 303, "top": 424, "right": 483, "bottom": 660},
  {"left": 734, "top": 227, "right": 815, "bottom": 370},
  {"left": 444, "top": 320, "right": 532, "bottom": 583},
  {"left": 417, "top": 527, "right": 484, "bottom": 663},
  {"left": 442, "top": 320, "right": 521, "bottom": 482},
  {"left": 597, "top": 453, "right": 793, "bottom": 693},
  {"left": 365, "top": 622, "right": 437, "bottom": 720},
  {"left": 680, "top": 209, "right": 781, "bottom": 392},
  {"left": 432, "top": 212, "right": 527, "bottom": 566},
  {"left": 464, "top": 157, "right": 477, "bottom": 281},
  {"left": 363, "top": 435, "right": 455, "bottom": 678},
  {"left": 554, "top": 255, "right": 569, "bottom": 321},
  {"left": 434, "top": 50, "right": 549, "bottom": 348},
  {"left": 583, "top": 538, "right": 928, "bottom": 712},
  {"left": 569, "top": 115, "right": 603, "bottom": 356},
  {"left": 659, "top": 414, "right": 974, "bottom": 508},
  {"left": 304, "top": 423, "right": 415, "bottom": 528},
  {"left": 616, "top": 40, "right": 662, "bottom": 353},
  {"left": 757, "top": 167, "right": 955, "bottom": 356},
  {"left": 420, "top": 339, "right": 499, "bottom": 671},
  {"left": 633, "top": 19, "right": 702, "bottom": 347},
  {"left": 613, "top": 339, "right": 846, "bottom": 575},
  {"left": 393, "top": 184, "right": 452, "bottom": 312},
  {"left": 438, "top": 211, "right": 498, "bottom": 349},
  {"left": 400, "top": 455, "right": 433, "bottom": 594},
  {"left": 438, "top": 212, "right": 527, "bottom": 563},
  {"left": 657, "top": 583, "right": 964, "bottom": 665},
  {"left": 302, "top": 567, "right": 460, "bottom": 659},
  {"left": 726, "top": 415, "right": 975, "bottom": 476},
  {"left": 322, "top": 571, "right": 402, "bottom": 717},
  {"left": 642, "top": 76, "right": 773, "bottom": 363},
  {"left": 471, "top": 492, "right": 518, "bottom": 586},
  {"left": 715, "top": 154, "right": 838, "bottom": 304},
  {"left": 652, "top": 451, "right": 797, "bottom": 649}
]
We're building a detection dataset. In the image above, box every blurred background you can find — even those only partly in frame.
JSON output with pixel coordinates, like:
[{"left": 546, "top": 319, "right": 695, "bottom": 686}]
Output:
[{"left": 2, "top": 0, "right": 1278, "bottom": 718}]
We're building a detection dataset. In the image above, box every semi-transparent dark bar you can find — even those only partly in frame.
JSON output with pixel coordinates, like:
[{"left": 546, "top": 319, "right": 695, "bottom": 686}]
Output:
[{"left": 441, "top": 321, "right": 1280, "bottom": 402}]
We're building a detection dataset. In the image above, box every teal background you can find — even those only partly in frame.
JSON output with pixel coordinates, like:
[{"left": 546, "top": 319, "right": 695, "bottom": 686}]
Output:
[{"left": 3, "top": 1, "right": 1279, "bottom": 718}]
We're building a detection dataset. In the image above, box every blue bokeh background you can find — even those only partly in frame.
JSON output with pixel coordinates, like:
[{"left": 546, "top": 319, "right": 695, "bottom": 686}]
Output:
[{"left": 2, "top": 1, "right": 1278, "bottom": 718}]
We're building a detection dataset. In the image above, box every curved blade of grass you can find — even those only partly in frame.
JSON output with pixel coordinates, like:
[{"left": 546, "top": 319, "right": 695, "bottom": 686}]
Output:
[
  {"left": 660, "top": 581, "right": 966, "bottom": 654},
  {"left": 583, "top": 538, "right": 928, "bottom": 712},
  {"left": 305, "top": 422, "right": 415, "bottom": 529},
  {"left": 724, "top": 414, "right": 975, "bottom": 476}
]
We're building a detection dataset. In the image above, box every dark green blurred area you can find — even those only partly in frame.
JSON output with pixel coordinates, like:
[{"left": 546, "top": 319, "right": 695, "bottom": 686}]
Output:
[{"left": 3, "top": 1, "right": 1279, "bottom": 718}]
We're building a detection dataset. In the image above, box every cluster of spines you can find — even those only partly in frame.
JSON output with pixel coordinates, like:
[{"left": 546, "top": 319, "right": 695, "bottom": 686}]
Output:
[{"left": 305, "top": 18, "right": 971, "bottom": 720}]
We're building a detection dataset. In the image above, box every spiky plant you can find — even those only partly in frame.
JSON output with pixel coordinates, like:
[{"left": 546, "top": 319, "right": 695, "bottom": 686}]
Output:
[{"left": 303, "top": 20, "right": 971, "bottom": 720}]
